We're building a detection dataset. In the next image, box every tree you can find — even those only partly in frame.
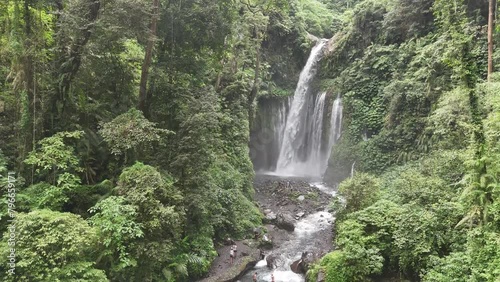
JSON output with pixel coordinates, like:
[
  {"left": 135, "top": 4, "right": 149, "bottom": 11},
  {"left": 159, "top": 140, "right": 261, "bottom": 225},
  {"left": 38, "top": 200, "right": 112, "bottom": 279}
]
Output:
[
  {"left": 99, "top": 109, "right": 171, "bottom": 158},
  {"left": 138, "top": 0, "right": 160, "bottom": 115},
  {"left": 488, "top": 0, "right": 495, "bottom": 81},
  {"left": 24, "top": 131, "right": 84, "bottom": 184},
  {"left": 0, "top": 210, "right": 107, "bottom": 281},
  {"left": 116, "top": 162, "right": 185, "bottom": 281},
  {"left": 333, "top": 173, "right": 380, "bottom": 217},
  {"left": 89, "top": 196, "right": 144, "bottom": 279}
]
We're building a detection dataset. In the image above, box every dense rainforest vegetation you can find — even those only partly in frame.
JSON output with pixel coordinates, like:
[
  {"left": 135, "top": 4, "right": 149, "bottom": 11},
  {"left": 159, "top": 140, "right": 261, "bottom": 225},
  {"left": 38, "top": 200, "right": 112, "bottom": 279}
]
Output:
[
  {"left": 0, "top": 0, "right": 499, "bottom": 281},
  {"left": 0, "top": 0, "right": 334, "bottom": 280},
  {"left": 310, "top": 0, "right": 500, "bottom": 281}
]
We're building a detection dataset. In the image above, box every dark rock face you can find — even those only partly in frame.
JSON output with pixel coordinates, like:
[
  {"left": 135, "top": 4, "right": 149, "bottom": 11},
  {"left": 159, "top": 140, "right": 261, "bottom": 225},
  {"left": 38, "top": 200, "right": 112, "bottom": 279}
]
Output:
[
  {"left": 290, "top": 258, "right": 303, "bottom": 273},
  {"left": 301, "top": 252, "right": 316, "bottom": 272},
  {"left": 290, "top": 252, "right": 311, "bottom": 274},
  {"left": 266, "top": 254, "right": 279, "bottom": 268},
  {"left": 276, "top": 213, "right": 295, "bottom": 231}
]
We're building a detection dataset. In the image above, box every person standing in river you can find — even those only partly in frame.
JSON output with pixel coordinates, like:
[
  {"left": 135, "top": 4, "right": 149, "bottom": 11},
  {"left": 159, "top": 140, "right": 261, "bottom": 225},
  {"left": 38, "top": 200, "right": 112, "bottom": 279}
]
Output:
[
  {"left": 232, "top": 244, "right": 237, "bottom": 258},
  {"left": 229, "top": 248, "right": 235, "bottom": 264},
  {"left": 253, "top": 272, "right": 257, "bottom": 282},
  {"left": 271, "top": 273, "right": 275, "bottom": 282}
]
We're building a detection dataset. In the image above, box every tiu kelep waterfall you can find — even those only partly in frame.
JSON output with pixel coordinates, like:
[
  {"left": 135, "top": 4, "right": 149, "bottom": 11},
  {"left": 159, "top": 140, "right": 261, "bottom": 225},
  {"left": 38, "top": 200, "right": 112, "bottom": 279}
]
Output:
[
  {"left": 242, "top": 40, "right": 344, "bottom": 282},
  {"left": 270, "top": 39, "right": 342, "bottom": 178}
]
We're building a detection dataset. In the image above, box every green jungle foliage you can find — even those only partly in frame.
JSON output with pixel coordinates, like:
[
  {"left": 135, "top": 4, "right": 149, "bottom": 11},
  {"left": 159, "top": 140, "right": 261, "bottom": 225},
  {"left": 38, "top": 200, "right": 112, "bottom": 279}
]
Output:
[
  {"left": 0, "top": 0, "right": 335, "bottom": 280},
  {"left": 309, "top": 0, "right": 500, "bottom": 281}
]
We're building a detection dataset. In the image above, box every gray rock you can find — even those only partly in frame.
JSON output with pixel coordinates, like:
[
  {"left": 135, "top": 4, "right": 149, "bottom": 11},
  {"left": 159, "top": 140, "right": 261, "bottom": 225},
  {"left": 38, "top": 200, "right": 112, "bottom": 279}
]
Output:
[
  {"left": 290, "top": 252, "right": 311, "bottom": 274},
  {"left": 290, "top": 258, "right": 303, "bottom": 273},
  {"left": 317, "top": 269, "right": 326, "bottom": 282},
  {"left": 276, "top": 213, "right": 295, "bottom": 231},
  {"left": 264, "top": 212, "right": 276, "bottom": 223},
  {"left": 297, "top": 195, "right": 305, "bottom": 201},
  {"left": 266, "top": 254, "right": 279, "bottom": 268}
]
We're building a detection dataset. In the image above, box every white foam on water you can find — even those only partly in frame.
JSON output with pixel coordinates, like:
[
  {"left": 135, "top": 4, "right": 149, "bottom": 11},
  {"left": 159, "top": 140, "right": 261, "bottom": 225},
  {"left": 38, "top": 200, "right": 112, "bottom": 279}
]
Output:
[{"left": 309, "top": 182, "right": 337, "bottom": 196}]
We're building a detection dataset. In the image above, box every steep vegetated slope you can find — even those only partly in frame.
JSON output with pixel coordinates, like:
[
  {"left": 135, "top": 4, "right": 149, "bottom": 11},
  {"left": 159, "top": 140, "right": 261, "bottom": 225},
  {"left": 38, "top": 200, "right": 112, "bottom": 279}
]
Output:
[{"left": 309, "top": 0, "right": 500, "bottom": 281}]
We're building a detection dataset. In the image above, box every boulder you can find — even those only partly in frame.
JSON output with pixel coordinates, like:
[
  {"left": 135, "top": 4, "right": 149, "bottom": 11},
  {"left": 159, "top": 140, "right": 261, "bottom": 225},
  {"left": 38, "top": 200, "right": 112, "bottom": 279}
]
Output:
[
  {"left": 297, "top": 195, "right": 305, "bottom": 201},
  {"left": 276, "top": 213, "right": 295, "bottom": 231},
  {"left": 263, "top": 211, "right": 277, "bottom": 224},
  {"left": 290, "top": 252, "right": 310, "bottom": 274},
  {"left": 295, "top": 212, "right": 305, "bottom": 219},
  {"left": 301, "top": 252, "right": 315, "bottom": 272},
  {"left": 266, "top": 254, "right": 279, "bottom": 268},
  {"left": 290, "top": 258, "right": 303, "bottom": 273},
  {"left": 199, "top": 248, "right": 261, "bottom": 282},
  {"left": 258, "top": 235, "right": 273, "bottom": 250},
  {"left": 317, "top": 269, "right": 326, "bottom": 282}
]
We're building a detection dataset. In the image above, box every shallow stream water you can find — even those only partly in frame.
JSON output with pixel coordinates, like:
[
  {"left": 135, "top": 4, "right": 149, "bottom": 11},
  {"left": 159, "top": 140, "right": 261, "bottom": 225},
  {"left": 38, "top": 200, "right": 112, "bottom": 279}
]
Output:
[{"left": 238, "top": 181, "right": 336, "bottom": 282}]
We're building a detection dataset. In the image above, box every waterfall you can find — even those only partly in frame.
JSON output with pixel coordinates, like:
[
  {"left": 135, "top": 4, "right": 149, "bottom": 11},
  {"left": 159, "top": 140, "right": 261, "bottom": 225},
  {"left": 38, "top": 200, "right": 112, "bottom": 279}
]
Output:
[
  {"left": 275, "top": 97, "right": 292, "bottom": 160},
  {"left": 325, "top": 95, "right": 343, "bottom": 170},
  {"left": 251, "top": 39, "right": 344, "bottom": 178},
  {"left": 308, "top": 92, "right": 327, "bottom": 172},
  {"left": 276, "top": 40, "right": 328, "bottom": 177}
]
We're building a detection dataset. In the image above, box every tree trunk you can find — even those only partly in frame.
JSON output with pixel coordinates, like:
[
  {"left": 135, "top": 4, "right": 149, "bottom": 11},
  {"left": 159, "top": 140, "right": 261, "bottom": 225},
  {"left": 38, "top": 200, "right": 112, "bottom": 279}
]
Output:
[
  {"left": 20, "top": 0, "right": 35, "bottom": 179},
  {"left": 52, "top": 0, "right": 100, "bottom": 131},
  {"left": 248, "top": 46, "right": 261, "bottom": 130},
  {"left": 138, "top": 0, "right": 160, "bottom": 115},
  {"left": 488, "top": 0, "right": 495, "bottom": 81}
]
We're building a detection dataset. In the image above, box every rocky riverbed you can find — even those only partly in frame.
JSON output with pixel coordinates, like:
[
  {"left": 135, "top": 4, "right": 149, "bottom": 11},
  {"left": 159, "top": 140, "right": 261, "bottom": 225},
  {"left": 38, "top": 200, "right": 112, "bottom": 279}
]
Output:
[{"left": 199, "top": 175, "right": 336, "bottom": 282}]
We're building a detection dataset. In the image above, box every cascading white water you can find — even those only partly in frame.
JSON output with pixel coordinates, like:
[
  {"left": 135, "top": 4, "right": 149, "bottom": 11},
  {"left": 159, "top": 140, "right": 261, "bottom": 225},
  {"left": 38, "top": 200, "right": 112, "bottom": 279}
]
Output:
[
  {"left": 253, "top": 39, "right": 343, "bottom": 178},
  {"left": 239, "top": 208, "right": 334, "bottom": 282},
  {"left": 276, "top": 40, "right": 328, "bottom": 177},
  {"left": 307, "top": 92, "right": 327, "bottom": 173},
  {"left": 275, "top": 97, "right": 292, "bottom": 159},
  {"left": 324, "top": 95, "right": 343, "bottom": 172}
]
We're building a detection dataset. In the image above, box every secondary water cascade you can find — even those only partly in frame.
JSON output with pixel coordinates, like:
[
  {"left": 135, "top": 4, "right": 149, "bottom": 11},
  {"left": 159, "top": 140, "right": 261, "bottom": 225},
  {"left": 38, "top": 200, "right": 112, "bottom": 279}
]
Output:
[{"left": 242, "top": 40, "right": 344, "bottom": 281}]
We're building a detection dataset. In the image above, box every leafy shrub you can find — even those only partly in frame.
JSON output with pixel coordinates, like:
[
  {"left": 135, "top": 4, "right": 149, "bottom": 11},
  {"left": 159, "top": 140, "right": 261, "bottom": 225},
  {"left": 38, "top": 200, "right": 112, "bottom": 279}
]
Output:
[
  {"left": 89, "top": 196, "right": 143, "bottom": 278},
  {"left": 334, "top": 173, "right": 380, "bottom": 217},
  {"left": 99, "top": 109, "right": 171, "bottom": 155},
  {"left": 336, "top": 219, "right": 384, "bottom": 280},
  {"left": 0, "top": 210, "right": 107, "bottom": 281},
  {"left": 310, "top": 251, "right": 350, "bottom": 282},
  {"left": 426, "top": 87, "right": 473, "bottom": 150}
]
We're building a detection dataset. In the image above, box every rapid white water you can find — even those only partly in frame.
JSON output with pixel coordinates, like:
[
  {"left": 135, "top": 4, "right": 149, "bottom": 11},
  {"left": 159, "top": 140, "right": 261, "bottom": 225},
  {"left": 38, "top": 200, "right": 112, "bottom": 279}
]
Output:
[
  {"left": 325, "top": 95, "right": 343, "bottom": 170},
  {"left": 276, "top": 40, "right": 328, "bottom": 177},
  {"left": 239, "top": 197, "right": 334, "bottom": 282},
  {"left": 308, "top": 92, "right": 327, "bottom": 173},
  {"left": 272, "top": 39, "right": 343, "bottom": 178}
]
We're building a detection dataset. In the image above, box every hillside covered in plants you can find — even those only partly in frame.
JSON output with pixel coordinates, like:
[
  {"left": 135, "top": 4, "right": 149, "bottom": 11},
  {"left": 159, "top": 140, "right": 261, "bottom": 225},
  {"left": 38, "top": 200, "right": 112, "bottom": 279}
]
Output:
[{"left": 310, "top": 0, "right": 500, "bottom": 281}]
